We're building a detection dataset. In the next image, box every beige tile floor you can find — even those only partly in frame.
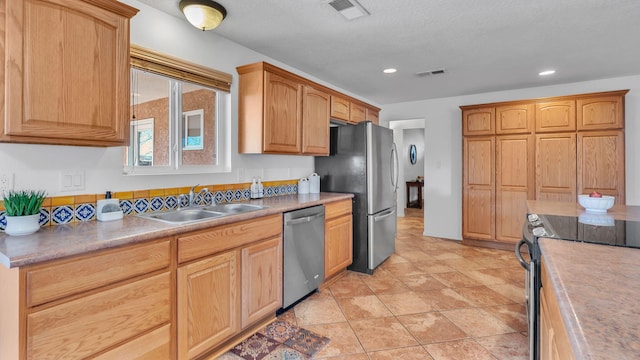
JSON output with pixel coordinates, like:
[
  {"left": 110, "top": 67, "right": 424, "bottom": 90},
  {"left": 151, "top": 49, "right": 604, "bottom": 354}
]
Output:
[{"left": 278, "top": 208, "right": 529, "bottom": 359}]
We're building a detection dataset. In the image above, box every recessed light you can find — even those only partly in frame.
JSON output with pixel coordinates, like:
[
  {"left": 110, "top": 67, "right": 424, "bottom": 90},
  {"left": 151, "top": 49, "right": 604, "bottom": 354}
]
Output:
[
  {"left": 383, "top": 68, "right": 397, "bottom": 74},
  {"left": 538, "top": 70, "right": 556, "bottom": 76}
]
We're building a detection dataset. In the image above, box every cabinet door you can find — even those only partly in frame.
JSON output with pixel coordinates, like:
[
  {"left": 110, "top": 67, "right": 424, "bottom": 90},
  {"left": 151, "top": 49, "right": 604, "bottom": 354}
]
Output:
[
  {"left": 577, "top": 95, "right": 624, "bottom": 130},
  {"left": 263, "top": 72, "right": 302, "bottom": 153},
  {"left": 536, "top": 133, "right": 577, "bottom": 202},
  {"left": 496, "top": 135, "right": 534, "bottom": 244},
  {"left": 462, "top": 136, "right": 495, "bottom": 240},
  {"left": 462, "top": 107, "right": 495, "bottom": 136},
  {"left": 535, "top": 100, "right": 576, "bottom": 132},
  {"left": 350, "top": 102, "right": 366, "bottom": 123},
  {"left": 302, "top": 87, "right": 330, "bottom": 155},
  {"left": 93, "top": 325, "right": 172, "bottom": 360},
  {"left": 325, "top": 214, "right": 353, "bottom": 278},
  {"left": 496, "top": 104, "right": 534, "bottom": 134},
  {"left": 241, "top": 237, "right": 282, "bottom": 328},
  {"left": 4, "top": 0, "right": 136, "bottom": 146},
  {"left": 330, "top": 96, "right": 350, "bottom": 121},
  {"left": 178, "top": 251, "right": 239, "bottom": 360},
  {"left": 366, "top": 107, "right": 380, "bottom": 124},
  {"left": 577, "top": 130, "right": 624, "bottom": 201}
]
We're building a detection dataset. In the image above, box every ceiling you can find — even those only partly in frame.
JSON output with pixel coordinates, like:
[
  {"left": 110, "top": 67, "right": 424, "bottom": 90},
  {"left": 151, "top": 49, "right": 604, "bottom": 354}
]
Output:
[{"left": 138, "top": 0, "right": 640, "bottom": 105}]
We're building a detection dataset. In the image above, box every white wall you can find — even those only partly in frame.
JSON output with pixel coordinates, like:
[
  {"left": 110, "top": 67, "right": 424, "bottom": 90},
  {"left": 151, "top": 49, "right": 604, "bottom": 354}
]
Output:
[
  {"left": 380, "top": 76, "right": 640, "bottom": 240},
  {"left": 0, "top": 0, "right": 373, "bottom": 197}
]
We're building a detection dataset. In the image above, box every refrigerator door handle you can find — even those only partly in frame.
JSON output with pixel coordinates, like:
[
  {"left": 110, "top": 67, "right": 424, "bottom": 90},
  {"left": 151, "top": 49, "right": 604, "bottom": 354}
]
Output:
[
  {"left": 391, "top": 142, "right": 399, "bottom": 191},
  {"left": 374, "top": 207, "right": 396, "bottom": 222}
]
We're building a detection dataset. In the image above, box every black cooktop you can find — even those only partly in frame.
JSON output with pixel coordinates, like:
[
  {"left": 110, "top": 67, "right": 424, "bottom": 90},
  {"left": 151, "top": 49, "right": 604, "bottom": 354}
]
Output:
[{"left": 524, "top": 213, "right": 640, "bottom": 249}]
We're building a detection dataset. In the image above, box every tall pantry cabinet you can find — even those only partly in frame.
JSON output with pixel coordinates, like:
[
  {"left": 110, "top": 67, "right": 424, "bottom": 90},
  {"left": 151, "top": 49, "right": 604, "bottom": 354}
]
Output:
[{"left": 462, "top": 90, "right": 627, "bottom": 247}]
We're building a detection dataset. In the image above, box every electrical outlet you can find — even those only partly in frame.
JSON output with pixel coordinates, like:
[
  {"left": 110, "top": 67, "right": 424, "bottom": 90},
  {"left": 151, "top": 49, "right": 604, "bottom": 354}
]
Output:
[{"left": 0, "top": 173, "right": 14, "bottom": 195}]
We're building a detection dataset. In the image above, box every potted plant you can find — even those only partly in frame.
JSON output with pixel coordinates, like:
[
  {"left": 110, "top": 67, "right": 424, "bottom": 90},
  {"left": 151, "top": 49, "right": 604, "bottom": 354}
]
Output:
[{"left": 3, "top": 190, "right": 46, "bottom": 236}]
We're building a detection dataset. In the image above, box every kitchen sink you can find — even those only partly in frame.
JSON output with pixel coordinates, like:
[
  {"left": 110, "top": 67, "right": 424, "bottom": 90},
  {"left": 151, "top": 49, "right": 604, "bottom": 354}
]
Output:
[
  {"left": 138, "top": 209, "right": 225, "bottom": 224},
  {"left": 137, "top": 203, "right": 267, "bottom": 224},
  {"left": 200, "top": 203, "right": 266, "bottom": 214}
]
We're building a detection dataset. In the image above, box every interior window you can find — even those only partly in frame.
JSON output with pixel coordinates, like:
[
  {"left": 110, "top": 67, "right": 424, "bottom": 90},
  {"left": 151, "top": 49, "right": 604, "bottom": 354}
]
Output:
[{"left": 124, "top": 45, "right": 232, "bottom": 175}]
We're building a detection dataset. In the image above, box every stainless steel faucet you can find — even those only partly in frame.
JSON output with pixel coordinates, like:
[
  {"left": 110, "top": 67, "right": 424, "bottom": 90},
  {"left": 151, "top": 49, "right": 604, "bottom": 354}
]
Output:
[{"left": 188, "top": 184, "right": 199, "bottom": 206}]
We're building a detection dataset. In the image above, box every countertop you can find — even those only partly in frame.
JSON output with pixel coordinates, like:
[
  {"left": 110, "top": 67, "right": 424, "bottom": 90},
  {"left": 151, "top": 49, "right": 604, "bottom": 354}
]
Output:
[
  {"left": 0, "top": 192, "right": 353, "bottom": 268},
  {"left": 539, "top": 239, "right": 640, "bottom": 359},
  {"left": 527, "top": 200, "right": 640, "bottom": 221}
]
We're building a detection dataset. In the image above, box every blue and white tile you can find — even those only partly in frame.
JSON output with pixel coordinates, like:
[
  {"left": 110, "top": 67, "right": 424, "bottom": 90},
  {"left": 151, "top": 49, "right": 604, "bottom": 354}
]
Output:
[
  {"left": 150, "top": 197, "right": 165, "bottom": 212},
  {"left": 293, "top": 184, "right": 298, "bottom": 194},
  {"left": 287, "top": 184, "right": 293, "bottom": 194},
  {"left": 273, "top": 186, "right": 280, "bottom": 196},
  {"left": 134, "top": 198, "right": 150, "bottom": 214},
  {"left": 243, "top": 189, "right": 251, "bottom": 200},
  {"left": 119, "top": 200, "right": 133, "bottom": 215},
  {"left": 0, "top": 211, "right": 6, "bottom": 230},
  {"left": 203, "top": 191, "right": 214, "bottom": 205},
  {"left": 225, "top": 190, "right": 234, "bottom": 203},
  {"left": 280, "top": 185, "right": 287, "bottom": 195},
  {"left": 266, "top": 186, "right": 274, "bottom": 197},
  {"left": 165, "top": 195, "right": 178, "bottom": 210},
  {"left": 75, "top": 203, "right": 96, "bottom": 222},
  {"left": 214, "top": 191, "right": 225, "bottom": 204},
  {"left": 234, "top": 190, "right": 243, "bottom": 201},
  {"left": 52, "top": 205, "right": 74, "bottom": 225},
  {"left": 39, "top": 208, "right": 50, "bottom": 226}
]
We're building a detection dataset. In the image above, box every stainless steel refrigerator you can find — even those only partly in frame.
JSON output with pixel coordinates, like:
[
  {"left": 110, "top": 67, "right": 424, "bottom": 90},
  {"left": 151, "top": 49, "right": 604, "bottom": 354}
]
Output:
[{"left": 315, "top": 121, "right": 398, "bottom": 274}]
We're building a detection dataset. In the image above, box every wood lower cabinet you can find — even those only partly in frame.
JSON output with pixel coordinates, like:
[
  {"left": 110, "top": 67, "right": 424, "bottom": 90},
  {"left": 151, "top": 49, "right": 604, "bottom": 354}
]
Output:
[
  {"left": 178, "top": 251, "right": 239, "bottom": 360},
  {"left": 462, "top": 136, "right": 495, "bottom": 241},
  {"left": 2, "top": 0, "right": 138, "bottom": 146},
  {"left": 495, "top": 135, "right": 534, "bottom": 243},
  {"left": 577, "top": 130, "right": 624, "bottom": 199},
  {"left": 324, "top": 200, "right": 353, "bottom": 278},
  {"left": 540, "top": 259, "right": 575, "bottom": 360},
  {"left": 241, "top": 237, "right": 282, "bottom": 328},
  {"left": 0, "top": 239, "right": 173, "bottom": 360},
  {"left": 177, "top": 214, "right": 283, "bottom": 359}
]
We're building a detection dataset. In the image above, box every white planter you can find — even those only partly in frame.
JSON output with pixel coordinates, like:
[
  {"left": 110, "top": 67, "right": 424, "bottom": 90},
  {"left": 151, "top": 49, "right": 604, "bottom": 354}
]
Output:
[{"left": 5, "top": 214, "right": 41, "bottom": 236}]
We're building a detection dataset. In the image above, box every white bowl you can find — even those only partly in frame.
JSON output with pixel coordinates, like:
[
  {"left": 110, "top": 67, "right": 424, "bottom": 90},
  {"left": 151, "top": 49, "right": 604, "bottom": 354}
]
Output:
[{"left": 578, "top": 195, "right": 615, "bottom": 213}]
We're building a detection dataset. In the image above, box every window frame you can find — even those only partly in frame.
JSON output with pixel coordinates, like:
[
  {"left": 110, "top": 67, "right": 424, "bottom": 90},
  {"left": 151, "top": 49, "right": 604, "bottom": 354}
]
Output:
[{"left": 124, "top": 45, "right": 232, "bottom": 176}]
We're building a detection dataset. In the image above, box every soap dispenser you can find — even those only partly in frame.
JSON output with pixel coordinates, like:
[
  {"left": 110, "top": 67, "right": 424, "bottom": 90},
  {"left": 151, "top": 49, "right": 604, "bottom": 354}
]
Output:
[
  {"left": 97, "top": 191, "right": 124, "bottom": 221},
  {"left": 250, "top": 178, "right": 259, "bottom": 199}
]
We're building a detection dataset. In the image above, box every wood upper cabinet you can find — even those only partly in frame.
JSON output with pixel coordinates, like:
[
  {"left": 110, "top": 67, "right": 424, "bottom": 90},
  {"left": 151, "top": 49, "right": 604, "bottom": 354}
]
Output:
[
  {"left": 495, "top": 135, "right": 534, "bottom": 243},
  {"left": 263, "top": 71, "right": 302, "bottom": 153},
  {"left": 536, "top": 133, "right": 577, "bottom": 202},
  {"left": 577, "top": 93, "right": 626, "bottom": 130},
  {"left": 241, "top": 237, "right": 282, "bottom": 328},
  {"left": 496, "top": 104, "right": 534, "bottom": 134},
  {"left": 2, "top": 0, "right": 138, "bottom": 146},
  {"left": 462, "top": 107, "right": 495, "bottom": 136},
  {"left": 178, "top": 250, "right": 239, "bottom": 360},
  {"left": 330, "top": 95, "right": 350, "bottom": 121},
  {"left": 324, "top": 200, "right": 353, "bottom": 279},
  {"left": 577, "top": 130, "right": 625, "bottom": 201},
  {"left": 302, "top": 86, "right": 330, "bottom": 155},
  {"left": 366, "top": 107, "right": 380, "bottom": 124},
  {"left": 462, "top": 136, "right": 495, "bottom": 240},
  {"left": 535, "top": 100, "right": 576, "bottom": 133},
  {"left": 350, "top": 102, "right": 367, "bottom": 123}
]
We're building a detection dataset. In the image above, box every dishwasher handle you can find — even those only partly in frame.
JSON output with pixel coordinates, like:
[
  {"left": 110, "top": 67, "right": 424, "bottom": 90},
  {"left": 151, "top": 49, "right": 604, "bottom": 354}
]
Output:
[
  {"left": 286, "top": 212, "right": 324, "bottom": 226},
  {"left": 515, "top": 238, "right": 531, "bottom": 270}
]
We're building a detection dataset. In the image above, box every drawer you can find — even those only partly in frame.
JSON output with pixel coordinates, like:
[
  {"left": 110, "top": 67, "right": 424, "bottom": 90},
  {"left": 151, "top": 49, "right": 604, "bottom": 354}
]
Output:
[
  {"left": 26, "top": 240, "right": 171, "bottom": 307},
  {"left": 178, "top": 214, "right": 282, "bottom": 263},
  {"left": 93, "top": 325, "right": 172, "bottom": 360},
  {"left": 27, "top": 272, "right": 171, "bottom": 360},
  {"left": 325, "top": 199, "right": 352, "bottom": 219}
]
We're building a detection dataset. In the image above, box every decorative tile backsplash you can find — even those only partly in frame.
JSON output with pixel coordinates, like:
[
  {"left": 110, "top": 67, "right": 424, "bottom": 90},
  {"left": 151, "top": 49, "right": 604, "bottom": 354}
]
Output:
[{"left": 0, "top": 180, "right": 299, "bottom": 231}]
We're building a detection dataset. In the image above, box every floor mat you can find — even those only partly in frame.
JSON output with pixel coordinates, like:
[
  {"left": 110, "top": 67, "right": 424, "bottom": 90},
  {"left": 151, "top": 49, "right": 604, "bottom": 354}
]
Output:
[{"left": 224, "top": 320, "right": 330, "bottom": 360}]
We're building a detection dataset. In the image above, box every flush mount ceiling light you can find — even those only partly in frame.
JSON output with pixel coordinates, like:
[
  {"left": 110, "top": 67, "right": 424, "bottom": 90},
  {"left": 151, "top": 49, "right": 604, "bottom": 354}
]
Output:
[
  {"left": 538, "top": 70, "right": 556, "bottom": 76},
  {"left": 179, "top": 0, "right": 227, "bottom": 31},
  {"left": 383, "top": 68, "right": 397, "bottom": 74}
]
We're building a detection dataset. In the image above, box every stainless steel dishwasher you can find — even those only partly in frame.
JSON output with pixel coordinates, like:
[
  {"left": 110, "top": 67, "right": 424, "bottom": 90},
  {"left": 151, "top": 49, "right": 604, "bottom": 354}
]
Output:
[{"left": 282, "top": 205, "right": 325, "bottom": 309}]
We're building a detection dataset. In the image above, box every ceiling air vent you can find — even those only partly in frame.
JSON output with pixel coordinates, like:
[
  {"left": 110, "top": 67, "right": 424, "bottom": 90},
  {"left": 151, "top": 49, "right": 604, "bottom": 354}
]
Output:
[
  {"left": 416, "top": 68, "right": 447, "bottom": 77},
  {"left": 328, "top": 0, "right": 370, "bottom": 20}
]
